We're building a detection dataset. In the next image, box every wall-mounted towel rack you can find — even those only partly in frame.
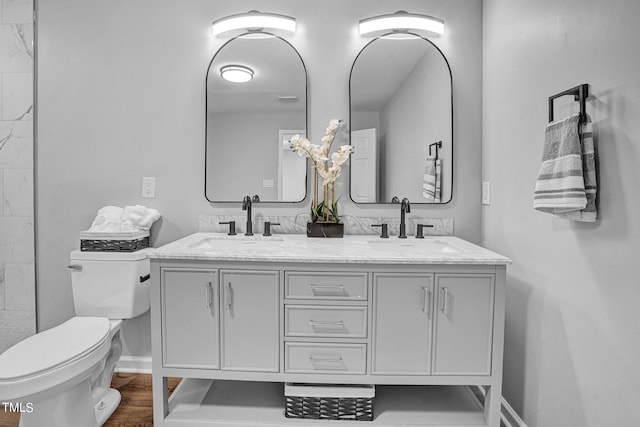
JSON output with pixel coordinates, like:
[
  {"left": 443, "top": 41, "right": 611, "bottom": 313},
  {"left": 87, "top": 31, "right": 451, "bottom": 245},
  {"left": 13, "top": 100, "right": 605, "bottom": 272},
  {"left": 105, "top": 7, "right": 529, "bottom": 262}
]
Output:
[
  {"left": 429, "top": 141, "right": 442, "bottom": 160},
  {"left": 548, "top": 83, "right": 589, "bottom": 123}
]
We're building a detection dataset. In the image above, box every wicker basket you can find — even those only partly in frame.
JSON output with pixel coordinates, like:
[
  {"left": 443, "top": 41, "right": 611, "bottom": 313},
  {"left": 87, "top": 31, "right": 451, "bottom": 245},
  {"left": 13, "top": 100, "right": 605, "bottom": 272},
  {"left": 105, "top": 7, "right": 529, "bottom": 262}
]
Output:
[
  {"left": 284, "top": 383, "right": 374, "bottom": 421},
  {"left": 80, "top": 231, "right": 150, "bottom": 252}
]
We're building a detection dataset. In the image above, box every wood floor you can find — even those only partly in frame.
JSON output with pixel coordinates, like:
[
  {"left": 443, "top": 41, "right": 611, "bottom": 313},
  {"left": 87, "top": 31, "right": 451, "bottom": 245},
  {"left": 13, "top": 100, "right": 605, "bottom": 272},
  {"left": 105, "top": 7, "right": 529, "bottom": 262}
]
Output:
[{"left": 0, "top": 373, "right": 180, "bottom": 427}]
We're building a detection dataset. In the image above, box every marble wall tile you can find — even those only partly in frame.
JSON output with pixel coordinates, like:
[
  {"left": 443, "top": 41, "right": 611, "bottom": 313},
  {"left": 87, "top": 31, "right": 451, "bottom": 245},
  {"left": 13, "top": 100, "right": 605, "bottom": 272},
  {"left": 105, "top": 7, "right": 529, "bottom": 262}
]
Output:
[
  {"left": 0, "top": 171, "right": 3, "bottom": 216},
  {"left": 0, "top": 264, "right": 5, "bottom": 310},
  {"left": 0, "top": 24, "right": 32, "bottom": 72},
  {"left": 2, "top": 0, "right": 33, "bottom": 24},
  {"left": 199, "top": 213, "right": 454, "bottom": 237},
  {"left": 0, "top": 216, "right": 33, "bottom": 263},
  {"left": 3, "top": 168, "right": 31, "bottom": 215},
  {"left": 4, "top": 263, "right": 34, "bottom": 311},
  {"left": 0, "top": 120, "right": 32, "bottom": 168},
  {"left": 1, "top": 72, "right": 32, "bottom": 120}
]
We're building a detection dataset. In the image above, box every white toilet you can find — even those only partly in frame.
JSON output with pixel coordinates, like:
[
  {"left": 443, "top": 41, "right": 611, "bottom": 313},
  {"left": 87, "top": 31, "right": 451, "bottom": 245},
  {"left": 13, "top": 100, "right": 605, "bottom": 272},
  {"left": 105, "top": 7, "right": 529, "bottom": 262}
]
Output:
[{"left": 0, "top": 248, "right": 151, "bottom": 427}]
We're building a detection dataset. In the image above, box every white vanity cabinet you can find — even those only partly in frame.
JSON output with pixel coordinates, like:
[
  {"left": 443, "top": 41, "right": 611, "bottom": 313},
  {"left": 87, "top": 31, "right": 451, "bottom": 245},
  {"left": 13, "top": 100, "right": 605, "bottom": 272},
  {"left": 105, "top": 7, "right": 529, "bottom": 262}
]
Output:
[
  {"left": 432, "top": 274, "right": 495, "bottom": 375},
  {"left": 372, "top": 273, "right": 434, "bottom": 375},
  {"left": 161, "top": 268, "right": 220, "bottom": 369},
  {"left": 149, "top": 234, "right": 509, "bottom": 427},
  {"left": 219, "top": 269, "right": 279, "bottom": 372}
]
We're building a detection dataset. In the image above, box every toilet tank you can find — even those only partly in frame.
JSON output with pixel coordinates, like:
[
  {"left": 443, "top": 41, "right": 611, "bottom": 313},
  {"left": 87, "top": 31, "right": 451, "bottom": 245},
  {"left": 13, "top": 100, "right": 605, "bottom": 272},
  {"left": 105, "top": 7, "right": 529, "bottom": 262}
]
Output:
[{"left": 69, "top": 248, "right": 152, "bottom": 319}]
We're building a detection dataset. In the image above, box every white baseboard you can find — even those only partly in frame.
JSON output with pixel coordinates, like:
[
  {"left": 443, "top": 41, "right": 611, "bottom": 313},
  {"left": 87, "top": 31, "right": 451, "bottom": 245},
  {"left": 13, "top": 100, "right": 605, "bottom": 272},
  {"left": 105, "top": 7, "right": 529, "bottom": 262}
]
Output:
[{"left": 115, "top": 356, "right": 152, "bottom": 374}]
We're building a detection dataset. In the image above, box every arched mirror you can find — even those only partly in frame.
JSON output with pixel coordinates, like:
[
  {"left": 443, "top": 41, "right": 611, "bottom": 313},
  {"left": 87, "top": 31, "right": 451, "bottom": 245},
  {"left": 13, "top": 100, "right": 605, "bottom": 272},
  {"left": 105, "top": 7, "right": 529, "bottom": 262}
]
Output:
[
  {"left": 349, "top": 34, "right": 453, "bottom": 204},
  {"left": 205, "top": 34, "right": 308, "bottom": 202}
]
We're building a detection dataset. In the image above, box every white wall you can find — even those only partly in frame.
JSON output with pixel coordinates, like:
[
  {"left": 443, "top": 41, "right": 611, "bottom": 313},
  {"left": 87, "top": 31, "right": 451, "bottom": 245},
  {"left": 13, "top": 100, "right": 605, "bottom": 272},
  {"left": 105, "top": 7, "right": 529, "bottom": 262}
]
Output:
[
  {"left": 36, "top": 0, "right": 483, "bottom": 358},
  {"left": 483, "top": 0, "right": 640, "bottom": 425}
]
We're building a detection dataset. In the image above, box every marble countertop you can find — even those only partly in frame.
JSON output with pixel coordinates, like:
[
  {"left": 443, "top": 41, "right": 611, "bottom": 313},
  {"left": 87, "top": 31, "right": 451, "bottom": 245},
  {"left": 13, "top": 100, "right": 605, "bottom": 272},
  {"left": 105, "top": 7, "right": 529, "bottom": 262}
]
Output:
[{"left": 148, "top": 233, "right": 511, "bottom": 265}]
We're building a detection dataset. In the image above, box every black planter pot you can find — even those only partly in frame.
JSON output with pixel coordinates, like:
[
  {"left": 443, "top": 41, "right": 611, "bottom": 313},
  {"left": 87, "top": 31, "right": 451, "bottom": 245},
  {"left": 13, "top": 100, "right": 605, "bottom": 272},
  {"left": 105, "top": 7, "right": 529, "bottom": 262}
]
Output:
[{"left": 306, "top": 221, "right": 344, "bottom": 238}]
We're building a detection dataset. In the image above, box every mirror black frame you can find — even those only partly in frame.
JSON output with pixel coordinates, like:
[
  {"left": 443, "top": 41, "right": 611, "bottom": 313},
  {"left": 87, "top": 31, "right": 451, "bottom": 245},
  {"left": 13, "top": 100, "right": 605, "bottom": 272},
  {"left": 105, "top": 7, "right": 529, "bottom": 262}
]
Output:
[
  {"left": 348, "top": 33, "right": 454, "bottom": 205},
  {"left": 204, "top": 32, "right": 309, "bottom": 204}
]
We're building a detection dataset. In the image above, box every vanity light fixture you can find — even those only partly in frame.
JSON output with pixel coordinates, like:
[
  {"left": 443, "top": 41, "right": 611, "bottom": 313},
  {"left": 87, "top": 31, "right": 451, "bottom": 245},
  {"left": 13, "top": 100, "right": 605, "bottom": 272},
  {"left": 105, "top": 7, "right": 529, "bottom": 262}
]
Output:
[
  {"left": 359, "top": 11, "right": 445, "bottom": 37},
  {"left": 212, "top": 10, "right": 296, "bottom": 38},
  {"left": 220, "top": 65, "right": 254, "bottom": 83}
]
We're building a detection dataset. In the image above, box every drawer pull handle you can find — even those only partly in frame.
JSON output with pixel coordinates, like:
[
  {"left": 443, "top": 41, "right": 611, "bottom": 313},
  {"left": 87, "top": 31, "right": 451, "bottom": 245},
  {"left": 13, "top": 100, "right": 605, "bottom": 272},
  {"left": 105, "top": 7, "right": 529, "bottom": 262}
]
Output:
[
  {"left": 309, "top": 355, "right": 347, "bottom": 371},
  {"left": 308, "top": 284, "right": 346, "bottom": 296},
  {"left": 422, "top": 287, "right": 430, "bottom": 315},
  {"left": 205, "top": 282, "right": 213, "bottom": 309},
  {"left": 441, "top": 287, "right": 449, "bottom": 314},
  {"left": 308, "top": 320, "right": 345, "bottom": 330}
]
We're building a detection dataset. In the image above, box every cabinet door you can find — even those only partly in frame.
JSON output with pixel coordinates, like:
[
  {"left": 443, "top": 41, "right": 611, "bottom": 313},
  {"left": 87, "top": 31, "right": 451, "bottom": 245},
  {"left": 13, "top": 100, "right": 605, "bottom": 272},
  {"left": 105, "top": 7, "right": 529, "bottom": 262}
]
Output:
[
  {"left": 433, "top": 274, "right": 494, "bottom": 375},
  {"left": 161, "top": 268, "right": 219, "bottom": 369},
  {"left": 372, "top": 273, "right": 434, "bottom": 375},
  {"left": 220, "top": 270, "right": 279, "bottom": 372}
]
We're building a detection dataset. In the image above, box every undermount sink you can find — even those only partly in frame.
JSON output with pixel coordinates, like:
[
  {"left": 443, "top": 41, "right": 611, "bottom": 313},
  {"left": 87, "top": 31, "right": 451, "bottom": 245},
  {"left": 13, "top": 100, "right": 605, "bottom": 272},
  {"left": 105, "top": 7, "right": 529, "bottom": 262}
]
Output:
[
  {"left": 189, "top": 235, "right": 284, "bottom": 250},
  {"left": 367, "top": 238, "right": 461, "bottom": 254}
]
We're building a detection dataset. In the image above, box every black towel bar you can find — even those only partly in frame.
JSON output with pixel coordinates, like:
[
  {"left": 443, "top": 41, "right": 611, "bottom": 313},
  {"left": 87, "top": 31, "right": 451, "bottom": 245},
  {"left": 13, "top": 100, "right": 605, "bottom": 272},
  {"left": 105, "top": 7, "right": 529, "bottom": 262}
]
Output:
[
  {"left": 429, "top": 141, "right": 442, "bottom": 160},
  {"left": 548, "top": 83, "right": 589, "bottom": 123}
]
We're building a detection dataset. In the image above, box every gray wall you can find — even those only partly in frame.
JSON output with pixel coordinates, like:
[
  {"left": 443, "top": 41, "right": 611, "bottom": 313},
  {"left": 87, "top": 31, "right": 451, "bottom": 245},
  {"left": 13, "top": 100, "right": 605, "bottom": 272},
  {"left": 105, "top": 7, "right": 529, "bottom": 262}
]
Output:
[
  {"left": 380, "top": 51, "right": 451, "bottom": 202},
  {"left": 207, "top": 111, "right": 305, "bottom": 201},
  {"left": 36, "top": 0, "right": 483, "bottom": 359},
  {"left": 483, "top": 0, "right": 640, "bottom": 425}
]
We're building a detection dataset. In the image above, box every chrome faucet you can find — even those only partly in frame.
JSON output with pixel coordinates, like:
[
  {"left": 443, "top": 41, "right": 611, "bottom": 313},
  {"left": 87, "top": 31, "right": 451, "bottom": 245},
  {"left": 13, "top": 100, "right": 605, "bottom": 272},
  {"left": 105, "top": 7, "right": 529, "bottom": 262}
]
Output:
[
  {"left": 399, "top": 198, "right": 411, "bottom": 239},
  {"left": 242, "top": 195, "right": 253, "bottom": 236}
]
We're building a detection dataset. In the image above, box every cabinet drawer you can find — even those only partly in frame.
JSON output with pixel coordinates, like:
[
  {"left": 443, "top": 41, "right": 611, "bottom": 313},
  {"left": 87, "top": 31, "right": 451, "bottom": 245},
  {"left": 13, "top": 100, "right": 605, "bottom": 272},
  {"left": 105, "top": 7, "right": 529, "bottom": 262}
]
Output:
[
  {"left": 285, "top": 272, "right": 367, "bottom": 300},
  {"left": 285, "top": 343, "right": 366, "bottom": 374},
  {"left": 285, "top": 305, "right": 368, "bottom": 339}
]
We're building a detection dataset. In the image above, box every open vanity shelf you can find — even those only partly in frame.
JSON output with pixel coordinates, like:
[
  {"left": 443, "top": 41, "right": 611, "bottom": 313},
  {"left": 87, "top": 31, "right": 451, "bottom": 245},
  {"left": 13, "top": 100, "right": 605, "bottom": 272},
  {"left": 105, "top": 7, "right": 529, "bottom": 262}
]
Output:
[
  {"left": 164, "top": 379, "right": 487, "bottom": 427},
  {"left": 149, "top": 234, "right": 509, "bottom": 427}
]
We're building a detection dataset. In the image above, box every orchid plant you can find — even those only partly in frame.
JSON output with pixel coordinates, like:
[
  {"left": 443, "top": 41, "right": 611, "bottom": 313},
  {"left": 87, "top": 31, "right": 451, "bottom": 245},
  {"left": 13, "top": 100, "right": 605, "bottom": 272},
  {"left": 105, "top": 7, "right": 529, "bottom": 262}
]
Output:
[{"left": 289, "top": 119, "right": 353, "bottom": 223}]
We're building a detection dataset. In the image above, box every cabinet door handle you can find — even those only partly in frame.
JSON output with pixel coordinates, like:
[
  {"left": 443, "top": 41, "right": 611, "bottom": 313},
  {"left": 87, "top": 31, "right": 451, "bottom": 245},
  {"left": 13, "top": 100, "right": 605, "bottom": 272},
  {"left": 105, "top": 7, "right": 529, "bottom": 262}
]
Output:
[
  {"left": 441, "top": 287, "right": 449, "bottom": 314},
  {"left": 225, "top": 282, "right": 232, "bottom": 310},
  {"left": 309, "top": 355, "right": 347, "bottom": 371},
  {"left": 205, "top": 282, "right": 213, "bottom": 309},
  {"left": 422, "top": 286, "right": 430, "bottom": 315}
]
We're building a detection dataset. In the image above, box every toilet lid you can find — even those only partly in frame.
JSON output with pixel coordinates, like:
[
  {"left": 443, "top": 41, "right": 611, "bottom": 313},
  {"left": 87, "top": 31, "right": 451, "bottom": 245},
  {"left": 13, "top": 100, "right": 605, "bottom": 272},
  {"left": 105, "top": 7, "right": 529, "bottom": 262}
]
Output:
[{"left": 0, "top": 317, "right": 110, "bottom": 381}]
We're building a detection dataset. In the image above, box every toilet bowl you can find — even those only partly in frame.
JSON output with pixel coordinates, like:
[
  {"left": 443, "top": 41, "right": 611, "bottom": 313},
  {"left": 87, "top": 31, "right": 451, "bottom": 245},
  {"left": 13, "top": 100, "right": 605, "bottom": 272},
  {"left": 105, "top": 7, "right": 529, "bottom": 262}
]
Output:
[{"left": 0, "top": 248, "right": 151, "bottom": 427}]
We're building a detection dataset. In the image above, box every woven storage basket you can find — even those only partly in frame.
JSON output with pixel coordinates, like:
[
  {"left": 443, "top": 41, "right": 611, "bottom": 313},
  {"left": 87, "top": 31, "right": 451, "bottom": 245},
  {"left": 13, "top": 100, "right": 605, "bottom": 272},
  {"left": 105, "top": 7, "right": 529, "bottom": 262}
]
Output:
[
  {"left": 284, "top": 383, "right": 374, "bottom": 421},
  {"left": 80, "top": 231, "right": 150, "bottom": 252}
]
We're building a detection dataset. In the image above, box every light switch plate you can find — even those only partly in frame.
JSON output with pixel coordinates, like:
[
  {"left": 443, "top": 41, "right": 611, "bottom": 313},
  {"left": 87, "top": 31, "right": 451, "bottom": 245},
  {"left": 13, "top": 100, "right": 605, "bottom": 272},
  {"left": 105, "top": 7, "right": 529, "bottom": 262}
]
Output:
[
  {"left": 142, "top": 177, "right": 156, "bottom": 198},
  {"left": 263, "top": 179, "right": 274, "bottom": 188},
  {"left": 482, "top": 181, "right": 491, "bottom": 205}
]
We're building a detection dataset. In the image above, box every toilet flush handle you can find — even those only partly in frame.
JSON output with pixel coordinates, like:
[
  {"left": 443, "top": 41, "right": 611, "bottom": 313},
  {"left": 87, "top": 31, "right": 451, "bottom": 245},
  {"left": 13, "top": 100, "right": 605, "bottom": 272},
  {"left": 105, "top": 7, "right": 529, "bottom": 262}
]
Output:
[{"left": 66, "top": 264, "right": 83, "bottom": 272}]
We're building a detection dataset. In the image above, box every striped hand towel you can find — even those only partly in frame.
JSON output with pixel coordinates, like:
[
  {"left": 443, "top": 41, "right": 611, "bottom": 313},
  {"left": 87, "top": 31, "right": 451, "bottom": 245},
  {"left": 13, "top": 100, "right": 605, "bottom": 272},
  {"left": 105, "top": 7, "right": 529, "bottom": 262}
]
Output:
[
  {"left": 434, "top": 158, "right": 442, "bottom": 203},
  {"left": 422, "top": 156, "right": 437, "bottom": 201},
  {"left": 554, "top": 119, "right": 597, "bottom": 222},
  {"left": 534, "top": 114, "right": 587, "bottom": 214}
]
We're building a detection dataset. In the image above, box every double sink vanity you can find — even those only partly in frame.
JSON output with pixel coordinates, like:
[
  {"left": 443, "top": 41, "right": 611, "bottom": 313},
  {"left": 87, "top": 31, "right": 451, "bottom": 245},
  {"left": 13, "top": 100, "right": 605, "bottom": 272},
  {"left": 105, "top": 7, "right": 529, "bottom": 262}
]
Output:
[{"left": 148, "top": 231, "right": 510, "bottom": 427}]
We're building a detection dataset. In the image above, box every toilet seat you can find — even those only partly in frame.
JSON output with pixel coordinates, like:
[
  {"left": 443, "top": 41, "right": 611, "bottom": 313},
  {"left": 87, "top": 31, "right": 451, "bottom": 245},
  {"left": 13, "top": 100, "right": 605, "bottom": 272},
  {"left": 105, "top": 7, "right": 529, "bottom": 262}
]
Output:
[
  {"left": 0, "top": 317, "right": 112, "bottom": 401},
  {"left": 0, "top": 317, "right": 111, "bottom": 381}
]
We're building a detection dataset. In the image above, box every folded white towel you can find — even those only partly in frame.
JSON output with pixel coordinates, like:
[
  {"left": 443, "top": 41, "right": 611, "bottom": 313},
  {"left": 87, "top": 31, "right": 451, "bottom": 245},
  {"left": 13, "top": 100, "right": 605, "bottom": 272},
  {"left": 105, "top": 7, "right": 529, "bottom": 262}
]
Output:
[
  {"left": 553, "top": 118, "right": 597, "bottom": 222},
  {"left": 88, "top": 206, "right": 124, "bottom": 233},
  {"left": 422, "top": 156, "right": 437, "bottom": 201},
  {"left": 534, "top": 114, "right": 587, "bottom": 214},
  {"left": 87, "top": 205, "right": 161, "bottom": 233}
]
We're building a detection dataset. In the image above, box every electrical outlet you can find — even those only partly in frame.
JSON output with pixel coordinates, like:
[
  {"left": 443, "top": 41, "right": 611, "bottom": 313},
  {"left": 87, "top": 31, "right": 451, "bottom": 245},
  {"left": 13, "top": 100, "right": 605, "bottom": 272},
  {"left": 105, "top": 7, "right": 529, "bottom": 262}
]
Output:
[
  {"left": 263, "top": 179, "right": 274, "bottom": 188},
  {"left": 482, "top": 181, "right": 491, "bottom": 205},
  {"left": 142, "top": 177, "right": 156, "bottom": 198}
]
